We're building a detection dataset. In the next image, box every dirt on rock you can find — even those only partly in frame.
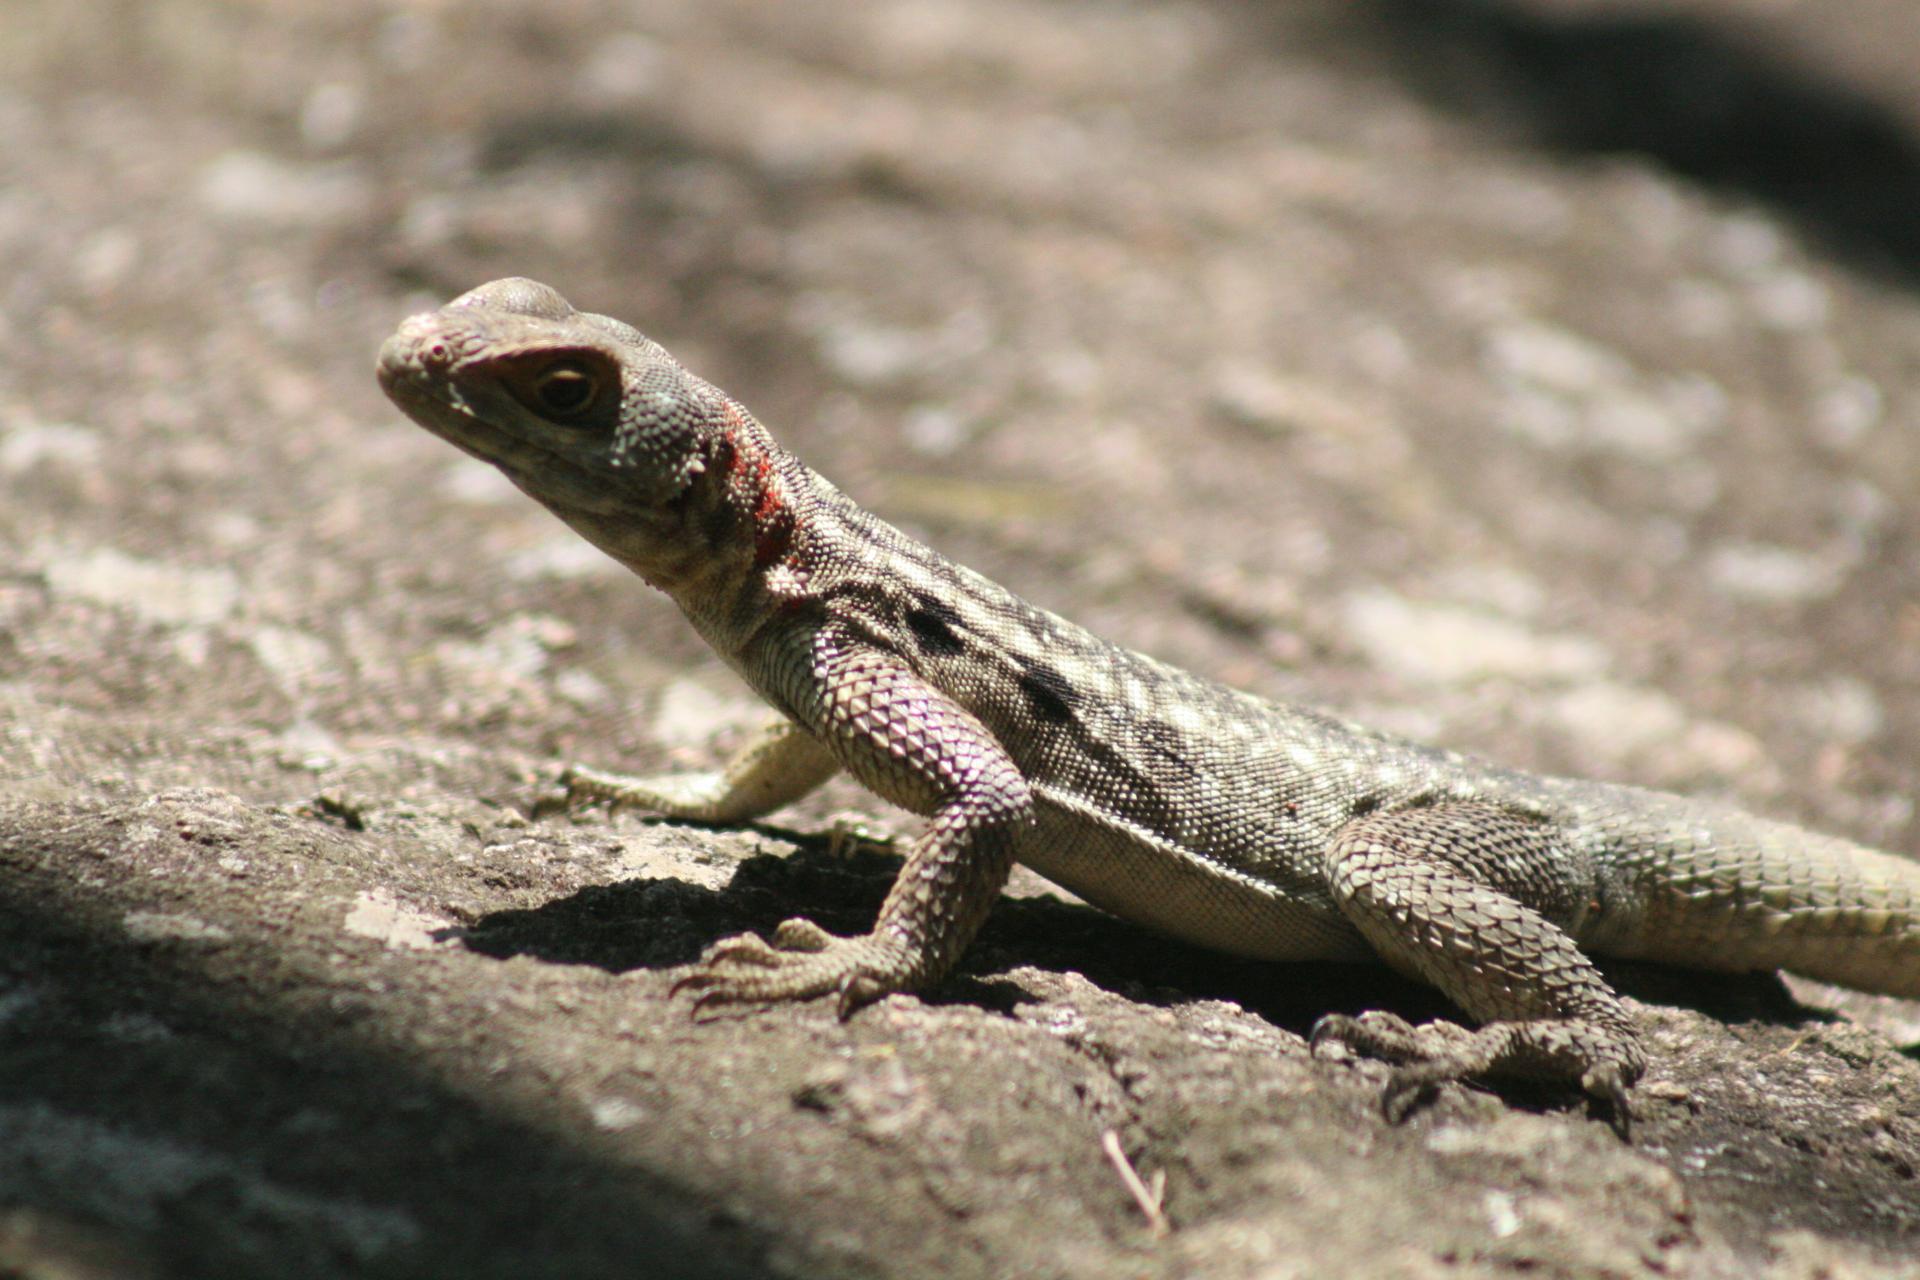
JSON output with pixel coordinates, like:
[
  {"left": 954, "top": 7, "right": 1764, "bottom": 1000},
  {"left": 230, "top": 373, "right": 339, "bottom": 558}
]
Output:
[{"left": 3, "top": 2, "right": 1919, "bottom": 1277}]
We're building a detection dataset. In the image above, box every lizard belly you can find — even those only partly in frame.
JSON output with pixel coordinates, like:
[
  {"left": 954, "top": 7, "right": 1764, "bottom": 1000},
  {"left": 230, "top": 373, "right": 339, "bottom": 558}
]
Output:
[{"left": 1018, "top": 789, "right": 1372, "bottom": 962}]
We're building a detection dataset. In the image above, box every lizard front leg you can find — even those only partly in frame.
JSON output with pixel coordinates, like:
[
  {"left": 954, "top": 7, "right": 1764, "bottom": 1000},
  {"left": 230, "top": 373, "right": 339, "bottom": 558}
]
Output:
[
  {"left": 563, "top": 718, "right": 841, "bottom": 823},
  {"left": 676, "top": 636, "right": 1033, "bottom": 1016},
  {"left": 1310, "top": 804, "right": 1646, "bottom": 1122}
]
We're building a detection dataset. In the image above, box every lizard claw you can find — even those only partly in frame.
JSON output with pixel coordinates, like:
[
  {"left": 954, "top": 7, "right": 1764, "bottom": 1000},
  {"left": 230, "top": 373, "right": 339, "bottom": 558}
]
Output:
[{"left": 1307, "top": 1013, "right": 1349, "bottom": 1059}]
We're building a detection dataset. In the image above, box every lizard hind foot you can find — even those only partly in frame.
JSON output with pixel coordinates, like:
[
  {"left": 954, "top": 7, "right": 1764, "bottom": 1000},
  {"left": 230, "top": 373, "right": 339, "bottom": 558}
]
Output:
[
  {"left": 1310, "top": 1011, "right": 1641, "bottom": 1128},
  {"left": 671, "top": 919, "right": 921, "bottom": 1018}
]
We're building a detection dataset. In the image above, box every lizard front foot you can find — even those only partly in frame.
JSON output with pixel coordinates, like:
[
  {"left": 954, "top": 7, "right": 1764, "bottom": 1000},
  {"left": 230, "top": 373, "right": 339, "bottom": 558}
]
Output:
[
  {"left": 672, "top": 919, "right": 923, "bottom": 1018},
  {"left": 1310, "top": 1011, "right": 1639, "bottom": 1130}
]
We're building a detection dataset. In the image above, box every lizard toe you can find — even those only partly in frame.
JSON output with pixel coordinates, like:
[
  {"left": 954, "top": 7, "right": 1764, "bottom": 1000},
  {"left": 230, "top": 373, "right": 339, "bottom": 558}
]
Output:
[
  {"left": 1580, "top": 1063, "right": 1635, "bottom": 1138},
  {"left": 1309, "top": 1010, "right": 1424, "bottom": 1063},
  {"left": 1380, "top": 1067, "right": 1448, "bottom": 1123},
  {"left": 671, "top": 924, "right": 921, "bottom": 1014},
  {"left": 695, "top": 931, "right": 788, "bottom": 969},
  {"left": 1314, "top": 1009, "right": 1644, "bottom": 1126},
  {"left": 770, "top": 917, "right": 836, "bottom": 952}
]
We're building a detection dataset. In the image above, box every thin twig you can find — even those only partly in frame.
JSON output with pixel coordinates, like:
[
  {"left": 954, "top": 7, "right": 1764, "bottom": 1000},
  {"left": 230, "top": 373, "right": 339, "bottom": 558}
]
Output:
[{"left": 1101, "top": 1129, "right": 1170, "bottom": 1238}]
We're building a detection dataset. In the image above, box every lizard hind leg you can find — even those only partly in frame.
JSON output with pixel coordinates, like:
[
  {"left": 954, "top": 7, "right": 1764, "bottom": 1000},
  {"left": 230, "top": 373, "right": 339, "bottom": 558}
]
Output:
[{"left": 1310, "top": 803, "right": 1646, "bottom": 1124}]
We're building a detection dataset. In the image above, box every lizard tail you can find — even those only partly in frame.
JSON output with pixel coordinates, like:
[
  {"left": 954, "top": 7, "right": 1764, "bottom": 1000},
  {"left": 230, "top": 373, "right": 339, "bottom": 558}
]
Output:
[{"left": 1588, "top": 800, "right": 1920, "bottom": 998}]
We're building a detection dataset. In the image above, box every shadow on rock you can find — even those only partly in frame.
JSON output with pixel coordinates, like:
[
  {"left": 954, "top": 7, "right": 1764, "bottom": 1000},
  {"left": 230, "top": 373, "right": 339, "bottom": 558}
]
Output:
[
  {"left": 458, "top": 835, "right": 1820, "bottom": 1053},
  {"left": 0, "top": 864, "right": 768, "bottom": 1280},
  {"left": 457, "top": 835, "right": 904, "bottom": 974},
  {"left": 458, "top": 836, "right": 1425, "bottom": 1029},
  {"left": 1345, "top": 0, "right": 1920, "bottom": 285}
]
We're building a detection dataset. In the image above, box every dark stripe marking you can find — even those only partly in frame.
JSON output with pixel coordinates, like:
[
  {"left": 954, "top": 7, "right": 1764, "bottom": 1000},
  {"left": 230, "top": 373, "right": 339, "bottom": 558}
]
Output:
[
  {"left": 904, "top": 592, "right": 967, "bottom": 656},
  {"left": 1015, "top": 660, "right": 1077, "bottom": 725}
]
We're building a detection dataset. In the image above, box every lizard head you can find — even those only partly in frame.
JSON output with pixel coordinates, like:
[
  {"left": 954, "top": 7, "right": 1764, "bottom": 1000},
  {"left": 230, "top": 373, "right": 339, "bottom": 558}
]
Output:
[
  {"left": 377, "top": 278, "right": 790, "bottom": 592},
  {"left": 377, "top": 277, "right": 723, "bottom": 511}
]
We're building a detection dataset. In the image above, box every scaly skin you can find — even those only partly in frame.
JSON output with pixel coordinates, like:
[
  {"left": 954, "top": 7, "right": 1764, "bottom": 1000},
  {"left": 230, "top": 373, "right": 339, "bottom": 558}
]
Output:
[{"left": 378, "top": 278, "right": 1920, "bottom": 1123}]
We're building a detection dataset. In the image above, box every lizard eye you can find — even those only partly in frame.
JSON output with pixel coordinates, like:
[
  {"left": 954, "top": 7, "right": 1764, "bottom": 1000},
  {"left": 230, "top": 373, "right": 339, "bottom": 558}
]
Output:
[{"left": 533, "top": 360, "right": 598, "bottom": 416}]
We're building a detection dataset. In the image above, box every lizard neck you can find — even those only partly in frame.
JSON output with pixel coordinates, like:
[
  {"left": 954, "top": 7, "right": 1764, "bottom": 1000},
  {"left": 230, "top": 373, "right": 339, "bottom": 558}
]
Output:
[{"left": 615, "top": 399, "right": 835, "bottom": 651}]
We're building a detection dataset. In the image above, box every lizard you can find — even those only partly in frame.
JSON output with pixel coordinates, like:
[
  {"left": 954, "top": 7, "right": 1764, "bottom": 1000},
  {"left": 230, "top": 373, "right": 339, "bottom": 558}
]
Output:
[{"left": 377, "top": 277, "right": 1920, "bottom": 1122}]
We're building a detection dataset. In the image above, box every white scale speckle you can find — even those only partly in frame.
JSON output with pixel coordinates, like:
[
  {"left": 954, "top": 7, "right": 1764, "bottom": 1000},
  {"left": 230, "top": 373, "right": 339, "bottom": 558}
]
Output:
[{"left": 1166, "top": 702, "right": 1210, "bottom": 734}]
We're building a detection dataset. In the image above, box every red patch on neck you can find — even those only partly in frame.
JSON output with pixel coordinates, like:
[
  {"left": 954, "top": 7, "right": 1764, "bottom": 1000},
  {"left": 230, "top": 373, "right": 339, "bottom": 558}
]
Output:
[
  {"left": 717, "top": 403, "right": 800, "bottom": 570},
  {"left": 752, "top": 489, "right": 796, "bottom": 569}
]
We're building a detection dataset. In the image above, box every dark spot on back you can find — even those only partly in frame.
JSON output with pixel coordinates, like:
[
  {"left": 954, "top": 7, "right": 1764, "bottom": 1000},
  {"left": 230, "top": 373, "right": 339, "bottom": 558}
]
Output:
[
  {"left": 1015, "top": 660, "right": 1077, "bottom": 725},
  {"left": 905, "top": 593, "right": 967, "bottom": 656}
]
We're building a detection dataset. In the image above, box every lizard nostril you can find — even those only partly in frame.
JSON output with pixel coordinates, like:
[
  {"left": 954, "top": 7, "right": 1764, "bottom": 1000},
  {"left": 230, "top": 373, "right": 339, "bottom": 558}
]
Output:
[{"left": 390, "top": 314, "right": 456, "bottom": 368}]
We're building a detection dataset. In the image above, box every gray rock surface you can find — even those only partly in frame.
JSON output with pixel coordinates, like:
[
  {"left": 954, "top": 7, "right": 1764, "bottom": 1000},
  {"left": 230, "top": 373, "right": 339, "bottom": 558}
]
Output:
[{"left": 3, "top": 1, "right": 1918, "bottom": 1276}]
